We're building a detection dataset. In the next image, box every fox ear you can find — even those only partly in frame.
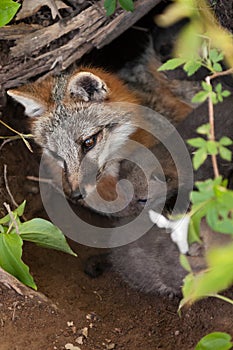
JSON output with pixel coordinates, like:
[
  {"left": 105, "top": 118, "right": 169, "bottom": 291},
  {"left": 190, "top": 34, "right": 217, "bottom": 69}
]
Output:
[
  {"left": 7, "top": 90, "right": 46, "bottom": 117},
  {"left": 67, "top": 71, "right": 109, "bottom": 102}
]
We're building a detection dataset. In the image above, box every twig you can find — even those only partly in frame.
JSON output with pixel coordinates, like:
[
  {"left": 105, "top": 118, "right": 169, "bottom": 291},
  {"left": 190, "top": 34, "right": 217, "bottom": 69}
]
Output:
[
  {"left": 3, "top": 164, "right": 18, "bottom": 208},
  {"left": 12, "top": 301, "right": 19, "bottom": 321},
  {"left": 209, "top": 67, "right": 233, "bottom": 81},
  {"left": 205, "top": 67, "right": 233, "bottom": 178},
  {"left": 0, "top": 139, "right": 13, "bottom": 151},
  {"left": 0, "top": 119, "right": 33, "bottom": 153},
  {"left": 27, "top": 175, "right": 53, "bottom": 185},
  {"left": 3, "top": 202, "right": 20, "bottom": 235},
  {"left": 205, "top": 75, "right": 219, "bottom": 178},
  {"left": 3, "top": 164, "right": 27, "bottom": 222}
]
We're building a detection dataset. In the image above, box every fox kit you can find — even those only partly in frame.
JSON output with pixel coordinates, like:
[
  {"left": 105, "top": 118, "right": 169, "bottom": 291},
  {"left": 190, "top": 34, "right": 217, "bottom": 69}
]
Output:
[
  {"left": 8, "top": 51, "right": 196, "bottom": 297},
  {"left": 8, "top": 55, "right": 192, "bottom": 208}
]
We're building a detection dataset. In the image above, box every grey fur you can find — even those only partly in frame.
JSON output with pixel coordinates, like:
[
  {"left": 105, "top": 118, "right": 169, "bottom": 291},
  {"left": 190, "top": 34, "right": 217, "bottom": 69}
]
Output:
[{"left": 110, "top": 226, "right": 186, "bottom": 297}]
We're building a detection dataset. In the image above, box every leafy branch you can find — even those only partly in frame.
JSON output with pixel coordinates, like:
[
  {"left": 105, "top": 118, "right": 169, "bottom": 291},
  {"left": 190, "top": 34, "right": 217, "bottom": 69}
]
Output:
[
  {"left": 158, "top": 16, "right": 233, "bottom": 312},
  {"left": 156, "top": 0, "right": 233, "bottom": 346}
]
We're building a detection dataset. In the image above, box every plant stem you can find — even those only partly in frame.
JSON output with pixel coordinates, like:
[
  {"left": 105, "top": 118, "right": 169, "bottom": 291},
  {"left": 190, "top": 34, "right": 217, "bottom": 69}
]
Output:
[
  {"left": 209, "top": 67, "right": 233, "bottom": 81},
  {"left": 205, "top": 75, "right": 219, "bottom": 178},
  {"left": 207, "top": 293, "right": 233, "bottom": 305},
  {"left": 205, "top": 67, "right": 233, "bottom": 178},
  {"left": 3, "top": 202, "right": 20, "bottom": 235},
  {"left": 4, "top": 164, "right": 18, "bottom": 209}
]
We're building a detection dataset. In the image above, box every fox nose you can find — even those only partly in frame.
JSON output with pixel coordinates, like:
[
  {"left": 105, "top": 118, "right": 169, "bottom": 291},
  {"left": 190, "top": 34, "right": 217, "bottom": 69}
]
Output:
[
  {"left": 67, "top": 174, "right": 84, "bottom": 200},
  {"left": 71, "top": 188, "right": 85, "bottom": 200}
]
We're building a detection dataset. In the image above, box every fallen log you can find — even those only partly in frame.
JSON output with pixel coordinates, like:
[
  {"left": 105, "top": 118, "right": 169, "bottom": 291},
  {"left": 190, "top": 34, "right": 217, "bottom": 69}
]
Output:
[{"left": 0, "top": 0, "right": 160, "bottom": 93}]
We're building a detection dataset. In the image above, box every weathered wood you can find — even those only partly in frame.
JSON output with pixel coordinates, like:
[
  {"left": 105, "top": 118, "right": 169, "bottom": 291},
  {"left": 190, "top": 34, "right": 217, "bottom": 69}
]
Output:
[
  {"left": 0, "top": 0, "right": 161, "bottom": 92},
  {"left": 11, "top": 5, "right": 106, "bottom": 57},
  {"left": 0, "top": 267, "right": 57, "bottom": 306},
  {"left": 0, "top": 23, "right": 42, "bottom": 40}
]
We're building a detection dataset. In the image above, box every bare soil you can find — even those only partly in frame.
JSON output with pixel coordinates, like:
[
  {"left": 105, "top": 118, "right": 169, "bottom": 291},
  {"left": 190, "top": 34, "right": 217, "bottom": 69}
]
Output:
[{"left": 0, "top": 90, "right": 233, "bottom": 350}]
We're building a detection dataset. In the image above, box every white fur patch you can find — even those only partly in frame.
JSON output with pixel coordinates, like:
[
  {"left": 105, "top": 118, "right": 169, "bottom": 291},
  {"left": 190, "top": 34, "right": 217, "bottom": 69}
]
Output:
[
  {"left": 99, "top": 122, "right": 136, "bottom": 168},
  {"left": 7, "top": 91, "right": 45, "bottom": 117},
  {"left": 149, "top": 210, "right": 190, "bottom": 254}
]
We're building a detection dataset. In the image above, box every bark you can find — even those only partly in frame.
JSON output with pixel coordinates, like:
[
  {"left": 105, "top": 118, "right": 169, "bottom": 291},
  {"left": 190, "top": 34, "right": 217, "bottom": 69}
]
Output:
[{"left": 0, "top": 0, "right": 160, "bottom": 91}]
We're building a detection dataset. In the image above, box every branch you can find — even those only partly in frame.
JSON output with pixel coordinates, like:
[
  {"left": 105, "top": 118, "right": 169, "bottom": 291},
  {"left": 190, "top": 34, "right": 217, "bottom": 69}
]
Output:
[
  {"left": 205, "top": 75, "right": 219, "bottom": 178},
  {"left": 205, "top": 67, "right": 233, "bottom": 178}
]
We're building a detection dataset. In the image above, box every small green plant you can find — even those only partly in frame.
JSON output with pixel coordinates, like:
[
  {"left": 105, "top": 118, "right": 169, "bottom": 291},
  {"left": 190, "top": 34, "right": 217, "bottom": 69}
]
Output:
[
  {"left": 187, "top": 126, "right": 232, "bottom": 170},
  {"left": 0, "top": 201, "right": 76, "bottom": 289},
  {"left": 195, "top": 332, "right": 233, "bottom": 350},
  {"left": 160, "top": 41, "right": 233, "bottom": 308},
  {"left": 157, "top": 1, "right": 233, "bottom": 343},
  {"left": 104, "top": 0, "right": 134, "bottom": 16},
  {"left": 0, "top": 0, "right": 20, "bottom": 27}
]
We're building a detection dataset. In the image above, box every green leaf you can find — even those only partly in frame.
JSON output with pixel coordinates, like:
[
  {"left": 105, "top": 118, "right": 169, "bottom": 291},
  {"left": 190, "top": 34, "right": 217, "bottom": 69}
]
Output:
[
  {"left": 0, "top": 0, "right": 20, "bottom": 27},
  {"left": 179, "top": 273, "right": 195, "bottom": 310},
  {"left": 191, "top": 179, "right": 233, "bottom": 235},
  {"left": 0, "top": 200, "right": 26, "bottom": 225},
  {"left": 191, "top": 177, "right": 222, "bottom": 204},
  {"left": 17, "top": 200, "right": 26, "bottom": 216},
  {"left": 175, "top": 21, "right": 201, "bottom": 61},
  {"left": 158, "top": 58, "right": 186, "bottom": 71},
  {"left": 0, "top": 233, "right": 36, "bottom": 289},
  {"left": 188, "top": 210, "right": 203, "bottom": 244},
  {"left": 180, "top": 254, "right": 192, "bottom": 272},
  {"left": 217, "top": 94, "right": 223, "bottom": 103},
  {"left": 219, "top": 146, "right": 232, "bottom": 161},
  {"left": 187, "top": 137, "right": 206, "bottom": 148},
  {"left": 196, "top": 123, "right": 210, "bottom": 135},
  {"left": 206, "top": 205, "right": 233, "bottom": 234},
  {"left": 191, "top": 91, "right": 209, "bottom": 103},
  {"left": 206, "top": 140, "right": 218, "bottom": 155},
  {"left": 181, "top": 243, "right": 233, "bottom": 305},
  {"left": 209, "top": 49, "right": 224, "bottom": 63},
  {"left": 222, "top": 90, "right": 231, "bottom": 98},
  {"left": 195, "top": 332, "right": 232, "bottom": 350},
  {"left": 104, "top": 0, "right": 116, "bottom": 16},
  {"left": 16, "top": 218, "right": 77, "bottom": 256},
  {"left": 193, "top": 147, "right": 208, "bottom": 170},
  {"left": 201, "top": 81, "right": 212, "bottom": 92},
  {"left": 213, "top": 62, "right": 223, "bottom": 72},
  {"left": 183, "top": 60, "right": 202, "bottom": 76},
  {"left": 215, "top": 83, "right": 222, "bottom": 94},
  {"left": 119, "top": 0, "right": 134, "bottom": 12},
  {"left": 219, "top": 137, "right": 233, "bottom": 146}
]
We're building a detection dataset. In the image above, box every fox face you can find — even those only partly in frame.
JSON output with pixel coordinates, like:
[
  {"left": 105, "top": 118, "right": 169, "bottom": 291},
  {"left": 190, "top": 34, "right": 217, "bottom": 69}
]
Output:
[{"left": 8, "top": 68, "right": 144, "bottom": 203}]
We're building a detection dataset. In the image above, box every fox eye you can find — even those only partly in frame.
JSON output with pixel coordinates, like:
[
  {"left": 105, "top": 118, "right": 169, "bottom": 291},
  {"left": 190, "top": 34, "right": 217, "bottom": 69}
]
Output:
[{"left": 82, "top": 134, "right": 97, "bottom": 152}]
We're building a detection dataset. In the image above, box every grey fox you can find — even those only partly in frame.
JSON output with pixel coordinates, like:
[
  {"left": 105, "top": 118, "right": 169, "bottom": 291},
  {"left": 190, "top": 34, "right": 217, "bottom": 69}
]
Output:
[
  {"left": 7, "top": 50, "right": 193, "bottom": 207},
  {"left": 8, "top": 47, "right": 232, "bottom": 297}
]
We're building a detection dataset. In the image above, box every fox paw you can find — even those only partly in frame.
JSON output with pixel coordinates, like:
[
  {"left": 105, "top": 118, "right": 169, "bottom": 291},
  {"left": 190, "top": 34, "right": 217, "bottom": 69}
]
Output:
[{"left": 84, "top": 254, "right": 111, "bottom": 278}]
